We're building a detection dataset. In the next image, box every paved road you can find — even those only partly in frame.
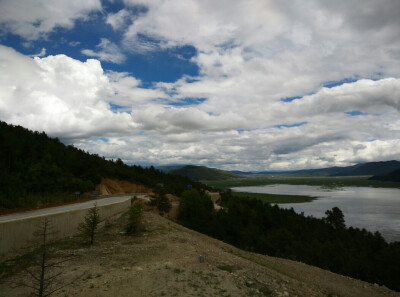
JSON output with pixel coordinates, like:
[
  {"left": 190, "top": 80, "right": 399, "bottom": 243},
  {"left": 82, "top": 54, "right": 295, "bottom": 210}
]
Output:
[{"left": 0, "top": 194, "right": 147, "bottom": 223}]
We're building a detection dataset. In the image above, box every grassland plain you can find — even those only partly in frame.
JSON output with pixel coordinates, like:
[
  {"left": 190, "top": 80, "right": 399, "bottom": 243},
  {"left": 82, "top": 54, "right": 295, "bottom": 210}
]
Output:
[
  {"left": 1, "top": 211, "right": 399, "bottom": 297},
  {"left": 204, "top": 176, "right": 400, "bottom": 189},
  {"left": 228, "top": 192, "right": 315, "bottom": 204}
]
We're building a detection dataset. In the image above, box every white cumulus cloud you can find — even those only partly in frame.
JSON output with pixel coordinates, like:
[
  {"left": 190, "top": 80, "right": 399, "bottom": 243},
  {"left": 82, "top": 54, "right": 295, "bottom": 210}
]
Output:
[
  {"left": 0, "top": 0, "right": 102, "bottom": 40},
  {"left": 2, "top": 0, "right": 400, "bottom": 170},
  {"left": 0, "top": 45, "right": 137, "bottom": 140}
]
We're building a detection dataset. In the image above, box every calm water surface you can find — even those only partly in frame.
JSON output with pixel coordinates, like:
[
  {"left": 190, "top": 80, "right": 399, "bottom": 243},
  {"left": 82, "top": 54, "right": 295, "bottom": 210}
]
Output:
[{"left": 232, "top": 184, "right": 400, "bottom": 242}]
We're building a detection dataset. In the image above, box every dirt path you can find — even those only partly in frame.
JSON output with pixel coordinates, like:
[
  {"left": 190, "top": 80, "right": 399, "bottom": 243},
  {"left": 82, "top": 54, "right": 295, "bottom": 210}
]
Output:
[{"left": 1, "top": 211, "right": 399, "bottom": 297}]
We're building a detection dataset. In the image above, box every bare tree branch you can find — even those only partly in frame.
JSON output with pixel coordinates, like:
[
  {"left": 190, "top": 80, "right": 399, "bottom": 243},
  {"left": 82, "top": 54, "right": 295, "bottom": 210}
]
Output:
[{"left": 15, "top": 217, "right": 76, "bottom": 297}]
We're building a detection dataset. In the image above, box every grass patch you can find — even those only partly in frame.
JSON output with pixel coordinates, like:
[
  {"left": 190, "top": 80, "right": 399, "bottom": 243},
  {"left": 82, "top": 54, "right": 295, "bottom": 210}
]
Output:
[
  {"left": 0, "top": 250, "right": 38, "bottom": 281},
  {"left": 231, "top": 191, "right": 314, "bottom": 204},
  {"left": 217, "top": 265, "right": 240, "bottom": 273},
  {"left": 259, "top": 285, "right": 273, "bottom": 296},
  {"left": 173, "top": 268, "right": 184, "bottom": 274}
]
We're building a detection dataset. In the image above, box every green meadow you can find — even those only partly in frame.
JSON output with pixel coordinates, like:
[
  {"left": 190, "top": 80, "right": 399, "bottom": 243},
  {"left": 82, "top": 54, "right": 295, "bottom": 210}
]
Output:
[
  {"left": 204, "top": 175, "right": 400, "bottom": 189},
  {"left": 229, "top": 191, "right": 315, "bottom": 204}
]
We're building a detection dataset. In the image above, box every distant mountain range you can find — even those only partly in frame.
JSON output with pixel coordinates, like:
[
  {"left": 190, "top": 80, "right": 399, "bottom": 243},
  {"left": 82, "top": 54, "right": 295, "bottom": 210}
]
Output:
[
  {"left": 165, "top": 161, "right": 400, "bottom": 181},
  {"left": 164, "top": 165, "right": 239, "bottom": 181},
  {"left": 277, "top": 160, "right": 400, "bottom": 177}
]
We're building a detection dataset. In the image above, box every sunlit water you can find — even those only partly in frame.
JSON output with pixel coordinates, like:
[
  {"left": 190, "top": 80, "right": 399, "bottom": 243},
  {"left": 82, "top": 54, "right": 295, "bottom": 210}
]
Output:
[{"left": 232, "top": 184, "right": 400, "bottom": 242}]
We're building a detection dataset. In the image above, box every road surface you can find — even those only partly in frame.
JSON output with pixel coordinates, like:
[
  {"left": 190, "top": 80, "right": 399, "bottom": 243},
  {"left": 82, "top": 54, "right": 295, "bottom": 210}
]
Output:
[{"left": 0, "top": 194, "right": 147, "bottom": 223}]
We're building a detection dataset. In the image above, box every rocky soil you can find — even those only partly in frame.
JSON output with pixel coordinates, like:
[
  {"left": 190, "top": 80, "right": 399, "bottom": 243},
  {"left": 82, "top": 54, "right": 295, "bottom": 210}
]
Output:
[{"left": 1, "top": 210, "right": 399, "bottom": 297}]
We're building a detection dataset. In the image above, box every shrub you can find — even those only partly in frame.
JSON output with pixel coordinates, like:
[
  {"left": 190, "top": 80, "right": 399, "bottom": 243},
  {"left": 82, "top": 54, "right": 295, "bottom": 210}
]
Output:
[
  {"left": 150, "top": 193, "right": 172, "bottom": 215},
  {"left": 126, "top": 204, "right": 143, "bottom": 234}
]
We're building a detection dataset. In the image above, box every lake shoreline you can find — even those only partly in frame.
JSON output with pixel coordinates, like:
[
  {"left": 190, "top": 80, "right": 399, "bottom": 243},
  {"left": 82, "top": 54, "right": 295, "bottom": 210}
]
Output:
[{"left": 232, "top": 184, "right": 400, "bottom": 243}]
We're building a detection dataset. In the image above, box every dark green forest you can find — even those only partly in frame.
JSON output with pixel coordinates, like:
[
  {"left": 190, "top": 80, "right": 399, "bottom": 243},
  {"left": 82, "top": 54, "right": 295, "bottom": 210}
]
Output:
[
  {"left": 178, "top": 189, "right": 400, "bottom": 292},
  {"left": 0, "top": 121, "right": 204, "bottom": 209},
  {"left": 169, "top": 165, "right": 239, "bottom": 181},
  {"left": 370, "top": 168, "right": 400, "bottom": 182}
]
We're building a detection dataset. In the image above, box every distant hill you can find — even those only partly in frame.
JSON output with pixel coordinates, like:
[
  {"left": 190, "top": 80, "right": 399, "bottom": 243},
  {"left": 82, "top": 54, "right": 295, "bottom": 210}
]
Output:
[
  {"left": 287, "top": 161, "right": 400, "bottom": 177},
  {"left": 169, "top": 161, "right": 400, "bottom": 180},
  {"left": 335, "top": 160, "right": 400, "bottom": 176},
  {"left": 233, "top": 161, "right": 400, "bottom": 177},
  {"left": 170, "top": 165, "right": 239, "bottom": 181},
  {"left": 156, "top": 165, "right": 186, "bottom": 173},
  {"left": 232, "top": 170, "right": 293, "bottom": 175},
  {"left": 272, "top": 165, "right": 362, "bottom": 177},
  {"left": 230, "top": 166, "right": 363, "bottom": 177},
  {"left": 370, "top": 168, "right": 400, "bottom": 182}
]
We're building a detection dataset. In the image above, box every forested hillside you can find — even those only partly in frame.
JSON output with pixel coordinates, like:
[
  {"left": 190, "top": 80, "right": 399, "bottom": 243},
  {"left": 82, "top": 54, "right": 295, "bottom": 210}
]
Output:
[
  {"left": 177, "top": 189, "right": 400, "bottom": 292},
  {"left": 0, "top": 121, "right": 204, "bottom": 209},
  {"left": 169, "top": 165, "right": 239, "bottom": 180},
  {"left": 335, "top": 160, "right": 400, "bottom": 176},
  {"left": 370, "top": 168, "right": 400, "bottom": 182}
]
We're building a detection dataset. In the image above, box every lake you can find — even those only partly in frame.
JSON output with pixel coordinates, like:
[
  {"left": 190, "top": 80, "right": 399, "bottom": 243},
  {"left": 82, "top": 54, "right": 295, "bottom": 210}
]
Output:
[{"left": 232, "top": 184, "right": 400, "bottom": 242}]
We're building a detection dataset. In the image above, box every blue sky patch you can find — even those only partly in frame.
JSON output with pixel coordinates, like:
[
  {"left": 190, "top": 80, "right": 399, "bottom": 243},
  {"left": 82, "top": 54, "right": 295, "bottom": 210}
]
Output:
[
  {"left": 168, "top": 97, "right": 207, "bottom": 106},
  {"left": 280, "top": 90, "right": 317, "bottom": 102},
  {"left": 237, "top": 128, "right": 257, "bottom": 133},
  {"left": 280, "top": 96, "right": 302, "bottom": 102},
  {"left": 345, "top": 110, "right": 368, "bottom": 116},
  {"left": 1, "top": 3, "right": 199, "bottom": 85},
  {"left": 274, "top": 122, "right": 308, "bottom": 129},
  {"left": 109, "top": 103, "right": 129, "bottom": 112},
  {"left": 102, "top": 0, "right": 147, "bottom": 15},
  {"left": 322, "top": 78, "right": 358, "bottom": 88},
  {"left": 108, "top": 43, "right": 199, "bottom": 84},
  {"left": 100, "top": 137, "right": 109, "bottom": 143}
]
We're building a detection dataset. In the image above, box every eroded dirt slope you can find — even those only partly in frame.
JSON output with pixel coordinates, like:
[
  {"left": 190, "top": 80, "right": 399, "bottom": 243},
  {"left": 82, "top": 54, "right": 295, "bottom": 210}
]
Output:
[{"left": 96, "top": 178, "right": 152, "bottom": 195}]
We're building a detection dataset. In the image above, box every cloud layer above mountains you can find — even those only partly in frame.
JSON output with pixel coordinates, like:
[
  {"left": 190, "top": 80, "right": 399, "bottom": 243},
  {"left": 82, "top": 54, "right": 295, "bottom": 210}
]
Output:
[{"left": 1, "top": 0, "right": 400, "bottom": 170}]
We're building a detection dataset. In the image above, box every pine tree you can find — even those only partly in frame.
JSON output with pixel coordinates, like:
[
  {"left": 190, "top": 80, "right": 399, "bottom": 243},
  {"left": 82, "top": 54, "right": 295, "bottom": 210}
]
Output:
[
  {"left": 78, "top": 204, "right": 101, "bottom": 245},
  {"left": 324, "top": 207, "right": 346, "bottom": 229},
  {"left": 126, "top": 204, "right": 143, "bottom": 234}
]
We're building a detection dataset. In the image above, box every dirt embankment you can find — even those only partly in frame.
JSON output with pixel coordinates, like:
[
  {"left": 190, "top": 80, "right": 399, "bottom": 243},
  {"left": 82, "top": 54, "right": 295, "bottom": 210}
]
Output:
[
  {"left": 1, "top": 210, "right": 399, "bottom": 297},
  {"left": 96, "top": 178, "right": 152, "bottom": 195}
]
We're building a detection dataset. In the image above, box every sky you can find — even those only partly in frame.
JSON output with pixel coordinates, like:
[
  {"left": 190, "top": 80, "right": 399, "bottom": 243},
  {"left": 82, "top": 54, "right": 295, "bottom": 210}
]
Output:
[{"left": 0, "top": 0, "right": 400, "bottom": 171}]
